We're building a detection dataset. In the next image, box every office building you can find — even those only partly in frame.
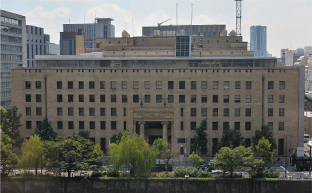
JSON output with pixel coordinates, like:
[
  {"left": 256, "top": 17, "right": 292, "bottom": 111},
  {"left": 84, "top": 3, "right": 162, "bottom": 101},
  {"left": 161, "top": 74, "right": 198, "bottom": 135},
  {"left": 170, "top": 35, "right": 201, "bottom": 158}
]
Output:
[
  {"left": 250, "top": 25, "right": 271, "bottom": 57},
  {"left": 46, "top": 42, "right": 60, "bottom": 55},
  {"left": 26, "top": 25, "right": 46, "bottom": 67}
]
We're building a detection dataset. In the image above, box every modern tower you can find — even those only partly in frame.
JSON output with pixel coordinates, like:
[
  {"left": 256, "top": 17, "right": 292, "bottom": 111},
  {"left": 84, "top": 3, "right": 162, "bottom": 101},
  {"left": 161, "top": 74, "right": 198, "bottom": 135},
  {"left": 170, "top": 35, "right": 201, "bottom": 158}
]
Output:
[{"left": 250, "top": 25, "right": 268, "bottom": 57}]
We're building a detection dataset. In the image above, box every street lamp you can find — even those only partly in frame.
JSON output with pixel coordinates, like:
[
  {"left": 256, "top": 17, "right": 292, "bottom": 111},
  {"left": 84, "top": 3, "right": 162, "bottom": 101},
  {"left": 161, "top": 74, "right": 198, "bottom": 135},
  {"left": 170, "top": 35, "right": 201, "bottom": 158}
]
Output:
[
  {"left": 307, "top": 141, "right": 312, "bottom": 178},
  {"left": 283, "top": 132, "right": 287, "bottom": 179}
]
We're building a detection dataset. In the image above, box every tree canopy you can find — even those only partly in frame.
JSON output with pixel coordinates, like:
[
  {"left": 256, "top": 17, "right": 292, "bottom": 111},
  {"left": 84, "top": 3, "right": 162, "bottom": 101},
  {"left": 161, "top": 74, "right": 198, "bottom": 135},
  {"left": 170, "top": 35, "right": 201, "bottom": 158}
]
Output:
[
  {"left": 110, "top": 131, "right": 129, "bottom": 145},
  {"left": 1, "top": 134, "right": 19, "bottom": 175},
  {"left": 152, "top": 138, "right": 173, "bottom": 171},
  {"left": 34, "top": 117, "right": 57, "bottom": 141},
  {"left": 218, "top": 125, "right": 244, "bottom": 149},
  {"left": 189, "top": 151, "right": 204, "bottom": 167},
  {"left": 252, "top": 125, "right": 277, "bottom": 151},
  {"left": 255, "top": 137, "right": 273, "bottom": 163},
  {"left": 191, "top": 119, "right": 208, "bottom": 154}
]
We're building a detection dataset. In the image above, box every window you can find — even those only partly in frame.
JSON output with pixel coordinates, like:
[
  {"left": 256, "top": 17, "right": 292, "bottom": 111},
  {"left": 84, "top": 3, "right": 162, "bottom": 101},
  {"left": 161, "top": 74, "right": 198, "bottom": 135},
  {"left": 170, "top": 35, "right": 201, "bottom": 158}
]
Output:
[
  {"left": 279, "top": 81, "right": 285, "bottom": 90},
  {"left": 235, "top": 108, "right": 240, "bottom": 117},
  {"left": 268, "top": 108, "right": 273, "bottom": 116},
  {"left": 100, "top": 95, "right": 105, "bottom": 102},
  {"left": 68, "top": 95, "right": 73, "bottom": 102},
  {"left": 246, "top": 81, "right": 251, "bottom": 89},
  {"left": 279, "top": 108, "right": 284, "bottom": 116},
  {"left": 156, "top": 95, "right": 162, "bottom": 103},
  {"left": 145, "top": 95, "right": 150, "bottom": 103},
  {"left": 235, "top": 95, "right": 240, "bottom": 103},
  {"left": 191, "top": 81, "right": 196, "bottom": 89},
  {"left": 279, "top": 95, "right": 285, "bottom": 103},
  {"left": 57, "top": 121, "right": 63, "bottom": 129},
  {"left": 90, "top": 121, "right": 95, "bottom": 130},
  {"left": 26, "top": 107, "right": 31, "bottom": 115},
  {"left": 168, "top": 81, "right": 174, "bottom": 89},
  {"left": 25, "top": 81, "right": 31, "bottom": 89},
  {"left": 100, "top": 81, "right": 105, "bottom": 89},
  {"left": 191, "top": 122, "right": 196, "bottom": 130},
  {"left": 26, "top": 94, "right": 31, "bottom": 102},
  {"left": 123, "top": 121, "right": 127, "bottom": 130},
  {"left": 223, "top": 122, "right": 229, "bottom": 130},
  {"left": 79, "top": 95, "right": 84, "bottom": 102},
  {"left": 122, "top": 95, "right": 127, "bottom": 103},
  {"left": 36, "top": 81, "right": 41, "bottom": 89},
  {"left": 25, "top": 121, "right": 32, "bottom": 129},
  {"left": 246, "top": 95, "right": 251, "bottom": 103},
  {"left": 235, "top": 81, "right": 241, "bottom": 89},
  {"left": 201, "top": 95, "right": 207, "bottom": 103},
  {"left": 144, "top": 81, "right": 150, "bottom": 89},
  {"left": 245, "top": 139, "right": 251, "bottom": 147},
  {"left": 89, "top": 108, "right": 95, "bottom": 116},
  {"left": 179, "top": 81, "right": 185, "bottom": 89},
  {"left": 101, "top": 121, "right": 106, "bottom": 130},
  {"left": 223, "top": 95, "right": 229, "bottom": 103},
  {"left": 191, "top": 95, "right": 196, "bottom": 103},
  {"left": 201, "top": 81, "right": 207, "bottom": 89},
  {"left": 245, "top": 122, "right": 251, "bottom": 130},
  {"left": 245, "top": 108, "right": 251, "bottom": 117},
  {"left": 68, "top": 121, "right": 74, "bottom": 130},
  {"left": 223, "top": 108, "right": 229, "bottom": 116},
  {"left": 179, "top": 95, "right": 185, "bottom": 103},
  {"left": 213, "top": 95, "right": 218, "bottom": 103},
  {"left": 213, "top": 81, "right": 218, "bottom": 89},
  {"left": 89, "top": 95, "right": 95, "bottom": 102},
  {"left": 89, "top": 81, "right": 94, "bottom": 89},
  {"left": 268, "top": 95, "right": 273, "bottom": 103},
  {"left": 223, "top": 81, "right": 229, "bottom": 89},
  {"left": 79, "top": 121, "right": 84, "bottom": 130},
  {"left": 36, "top": 94, "right": 41, "bottom": 102},
  {"left": 79, "top": 108, "right": 84, "bottom": 116},
  {"left": 111, "top": 108, "right": 116, "bottom": 116},
  {"left": 122, "top": 81, "right": 127, "bottom": 89},
  {"left": 181, "top": 122, "right": 184, "bottom": 130},
  {"left": 57, "top": 95, "right": 62, "bottom": 102},
  {"left": 156, "top": 81, "right": 162, "bottom": 89},
  {"left": 111, "top": 121, "right": 117, "bottom": 130},
  {"left": 212, "top": 122, "right": 218, "bottom": 130},
  {"left": 201, "top": 108, "right": 207, "bottom": 116},
  {"left": 168, "top": 95, "right": 174, "bottom": 103},
  {"left": 268, "top": 122, "right": 273, "bottom": 130},
  {"left": 68, "top": 107, "right": 73, "bottom": 116},
  {"left": 133, "top": 95, "right": 139, "bottom": 103},
  {"left": 178, "top": 138, "right": 186, "bottom": 143},
  {"left": 133, "top": 81, "right": 139, "bottom": 89},
  {"left": 79, "top": 81, "right": 84, "bottom": 89},
  {"left": 268, "top": 81, "right": 274, "bottom": 89},
  {"left": 36, "top": 107, "right": 42, "bottom": 115},
  {"left": 213, "top": 108, "right": 218, "bottom": 116},
  {"left": 279, "top": 122, "right": 284, "bottom": 131},
  {"left": 111, "top": 95, "right": 116, "bottom": 102},
  {"left": 68, "top": 81, "right": 73, "bottom": 89},
  {"left": 191, "top": 108, "right": 196, "bottom": 116},
  {"left": 57, "top": 81, "right": 62, "bottom": 89},
  {"left": 111, "top": 81, "right": 116, "bottom": 89},
  {"left": 181, "top": 108, "right": 184, "bottom": 116},
  {"left": 123, "top": 108, "right": 126, "bottom": 116},
  {"left": 57, "top": 107, "right": 62, "bottom": 116},
  {"left": 235, "top": 122, "right": 240, "bottom": 130}
]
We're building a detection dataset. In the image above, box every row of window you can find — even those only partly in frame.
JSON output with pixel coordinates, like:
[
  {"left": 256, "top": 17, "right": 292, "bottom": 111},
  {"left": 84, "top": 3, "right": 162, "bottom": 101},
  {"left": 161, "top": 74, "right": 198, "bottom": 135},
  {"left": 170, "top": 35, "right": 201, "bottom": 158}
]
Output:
[
  {"left": 1, "top": 16, "right": 21, "bottom": 26},
  {"left": 0, "top": 82, "right": 11, "bottom": 89},
  {"left": 0, "top": 25, "right": 22, "bottom": 34},
  {"left": 1, "top": 72, "right": 11, "bottom": 79},
  {"left": 1, "top": 44, "right": 22, "bottom": 52},
  {"left": 1, "top": 35, "right": 22, "bottom": 43},
  {"left": 1, "top": 91, "right": 11, "bottom": 98},
  {"left": 0, "top": 63, "right": 20, "bottom": 69}
]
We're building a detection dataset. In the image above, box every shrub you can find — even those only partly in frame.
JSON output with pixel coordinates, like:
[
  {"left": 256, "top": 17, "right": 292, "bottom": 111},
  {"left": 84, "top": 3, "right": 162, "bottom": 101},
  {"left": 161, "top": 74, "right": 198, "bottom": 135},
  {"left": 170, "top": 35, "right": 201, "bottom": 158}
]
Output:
[
  {"left": 150, "top": 171, "right": 174, "bottom": 178},
  {"left": 251, "top": 167, "right": 280, "bottom": 178},
  {"left": 197, "top": 169, "right": 212, "bottom": 178},
  {"left": 174, "top": 166, "right": 209, "bottom": 177},
  {"left": 21, "top": 171, "right": 35, "bottom": 177}
]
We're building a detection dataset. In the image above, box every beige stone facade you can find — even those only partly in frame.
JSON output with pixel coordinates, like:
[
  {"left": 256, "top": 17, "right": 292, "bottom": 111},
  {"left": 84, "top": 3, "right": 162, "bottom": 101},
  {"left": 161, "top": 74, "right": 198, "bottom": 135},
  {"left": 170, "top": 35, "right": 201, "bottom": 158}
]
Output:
[{"left": 11, "top": 66, "right": 304, "bottom": 157}]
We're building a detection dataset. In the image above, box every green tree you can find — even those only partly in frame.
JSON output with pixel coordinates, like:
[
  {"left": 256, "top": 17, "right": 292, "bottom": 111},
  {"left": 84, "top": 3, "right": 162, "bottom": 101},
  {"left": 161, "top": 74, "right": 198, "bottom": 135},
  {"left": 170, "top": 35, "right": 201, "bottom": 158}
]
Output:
[
  {"left": 255, "top": 137, "right": 273, "bottom": 163},
  {"left": 34, "top": 117, "right": 57, "bottom": 141},
  {"left": 1, "top": 106, "right": 7, "bottom": 128},
  {"left": 191, "top": 119, "right": 208, "bottom": 154},
  {"left": 231, "top": 130, "right": 245, "bottom": 148},
  {"left": 18, "top": 135, "right": 44, "bottom": 175},
  {"left": 218, "top": 126, "right": 244, "bottom": 149},
  {"left": 189, "top": 151, "right": 204, "bottom": 167},
  {"left": 252, "top": 125, "right": 277, "bottom": 151},
  {"left": 152, "top": 138, "right": 173, "bottom": 171},
  {"left": 1, "top": 106, "right": 23, "bottom": 148},
  {"left": 1, "top": 134, "right": 19, "bottom": 175},
  {"left": 110, "top": 134, "right": 157, "bottom": 176},
  {"left": 110, "top": 131, "right": 129, "bottom": 145},
  {"left": 77, "top": 130, "right": 90, "bottom": 139}
]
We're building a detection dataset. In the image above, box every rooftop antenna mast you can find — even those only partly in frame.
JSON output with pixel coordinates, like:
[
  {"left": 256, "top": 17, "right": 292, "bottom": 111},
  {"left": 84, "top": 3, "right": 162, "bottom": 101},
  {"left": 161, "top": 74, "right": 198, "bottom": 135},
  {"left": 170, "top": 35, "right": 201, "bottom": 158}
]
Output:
[
  {"left": 191, "top": 4, "right": 193, "bottom": 36},
  {"left": 176, "top": 4, "right": 178, "bottom": 36},
  {"left": 234, "top": 0, "right": 242, "bottom": 36},
  {"left": 132, "top": 17, "right": 134, "bottom": 37}
]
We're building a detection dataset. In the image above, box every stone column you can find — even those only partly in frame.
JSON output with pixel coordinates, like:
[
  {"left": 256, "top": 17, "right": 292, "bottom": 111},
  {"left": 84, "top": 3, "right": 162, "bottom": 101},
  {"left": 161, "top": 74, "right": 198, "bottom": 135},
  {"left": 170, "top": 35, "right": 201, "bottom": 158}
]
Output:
[
  {"left": 133, "top": 122, "right": 137, "bottom": 136},
  {"left": 138, "top": 121, "right": 145, "bottom": 137},
  {"left": 170, "top": 121, "right": 174, "bottom": 144},
  {"left": 161, "top": 122, "right": 169, "bottom": 142}
]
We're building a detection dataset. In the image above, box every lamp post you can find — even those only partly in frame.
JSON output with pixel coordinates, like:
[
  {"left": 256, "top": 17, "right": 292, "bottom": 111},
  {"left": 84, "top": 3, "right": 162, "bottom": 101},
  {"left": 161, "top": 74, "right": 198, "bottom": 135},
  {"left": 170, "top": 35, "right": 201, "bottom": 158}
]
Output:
[
  {"left": 308, "top": 141, "right": 312, "bottom": 179},
  {"left": 283, "top": 132, "right": 287, "bottom": 179}
]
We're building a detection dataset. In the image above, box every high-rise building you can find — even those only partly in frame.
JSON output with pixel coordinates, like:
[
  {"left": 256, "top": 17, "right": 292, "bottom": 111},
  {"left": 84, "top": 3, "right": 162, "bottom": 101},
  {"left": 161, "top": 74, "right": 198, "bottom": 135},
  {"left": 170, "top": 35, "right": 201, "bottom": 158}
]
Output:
[
  {"left": 250, "top": 25, "right": 269, "bottom": 57},
  {"left": 26, "top": 25, "right": 46, "bottom": 67},
  {"left": 46, "top": 42, "right": 60, "bottom": 55},
  {"left": 0, "top": 10, "right": 27, "bottom": 109}
]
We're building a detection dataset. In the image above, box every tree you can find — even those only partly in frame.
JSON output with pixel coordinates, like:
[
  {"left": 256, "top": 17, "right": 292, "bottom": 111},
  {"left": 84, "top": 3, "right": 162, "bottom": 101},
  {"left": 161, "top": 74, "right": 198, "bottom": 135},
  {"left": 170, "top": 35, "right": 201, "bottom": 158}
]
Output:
[
  {"left": 1, "top": 106, "right": 23, "bottom": 148},
  {"left": 191, "top": 119, "right": 208, "bottom": 154},
  {"left": 110, "top": 134, "right": 157, "bottom": 176},
  {"left": 189, "top": 151, "right": 204, "bottom": 167},
  {"left": 1, "top": 134, "right": 19, "bottom": 175},
  {"left": 18, "top": 135, "right": 44, "bottom": 175},
  {"left": 1, "top": 106, "right": 7, "bottom": 128},
  {"left": 77, "top": 130, "right": 90, "bottom": 139},
  {"left": 152, "top": 138, "right": 173, "bottom": 171},
  {"left": 218, "top": 126, "right": 244, "bottom": 149},
  {"left": 110, "top": 131, "right": 129, "bottom": 145},
  {"left": 34, "top": 117, "right": 57, "bottom": 141},
  {"left": 252, "top": 125, "right": 277, "bottom": 151},
  {"left": 255, "top": 137, "right": 273, "bottom": 163},
  {"left": 231, "top": 130, "right": 245, "bottom": 148}
]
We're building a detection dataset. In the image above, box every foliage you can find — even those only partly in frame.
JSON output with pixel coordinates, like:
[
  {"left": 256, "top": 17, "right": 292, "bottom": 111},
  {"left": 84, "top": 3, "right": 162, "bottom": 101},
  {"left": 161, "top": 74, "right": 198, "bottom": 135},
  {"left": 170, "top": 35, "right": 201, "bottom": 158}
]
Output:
[
  {"left": 251, "top": 167, "right": 280, "bottom": 178},
  {"left": 109, "top": 134, "right": 157, "bottom": 177},
  {"left": 110, "top": 131, "right": 129, "bottom": 145},
  {"left": 189, "top": 152, "right": 204, "bottom": 167},
  {"left": 44, "top": 135, "right": 103, "bottom": 178},
  {"left": 252, "top": 125, "right": 277, "bottom": 151},
  {"left": 1, "top": 106, "right": 23, "bottom": 148},
  {"left": 173, "top": 166, "right": 212, "bottom": 178},
  {"left": 218, "top": 126, "right": 244, "bottom": 150},
  {"left": 18, "top": 135, "right": 44, "bottom": 176},
  {"left": 191, "top": 119, "right": 208, "bottom": 154},
  {"left": 91, "top": 166, "right": 120, "bottom": 178},
  {"left": 150, "top": 171, "right": 174, "bottom": 178},
  {"left": 1, "top": 134, "right": 19, "bottom": 175},
  {"left": 152, "top": 138, "right": 173, "bottom": 171},
  {"left": 255, "top": 137, "right": 273, "bottom": 163},
  {"left": 77, "top": 130, "right": 90, "bottom": 139},
  {"left": 34, "top": 117, "right": 57, "bottom": 141}
]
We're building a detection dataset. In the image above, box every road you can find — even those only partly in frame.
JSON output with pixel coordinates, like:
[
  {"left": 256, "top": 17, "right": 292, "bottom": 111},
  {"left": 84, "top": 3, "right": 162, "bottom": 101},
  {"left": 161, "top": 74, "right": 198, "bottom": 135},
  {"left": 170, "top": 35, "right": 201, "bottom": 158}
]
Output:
[{"left": 277, "top": 165, "right": 312, "bottom": 179}]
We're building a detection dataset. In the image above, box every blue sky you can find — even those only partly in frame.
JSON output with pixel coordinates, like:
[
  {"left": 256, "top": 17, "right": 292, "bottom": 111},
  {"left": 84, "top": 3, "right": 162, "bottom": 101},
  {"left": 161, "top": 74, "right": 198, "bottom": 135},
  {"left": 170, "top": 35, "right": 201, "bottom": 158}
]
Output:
[{"left": 1, "top": 0, "right": 312, "bottom": 57}]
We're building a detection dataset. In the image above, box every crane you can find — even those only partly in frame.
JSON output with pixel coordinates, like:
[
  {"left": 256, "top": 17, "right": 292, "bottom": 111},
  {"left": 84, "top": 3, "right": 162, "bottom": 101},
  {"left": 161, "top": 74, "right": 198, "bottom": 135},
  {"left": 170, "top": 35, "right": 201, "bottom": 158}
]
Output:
[{"left": 157, "top": 19, "right": 170, "bottom": 37}]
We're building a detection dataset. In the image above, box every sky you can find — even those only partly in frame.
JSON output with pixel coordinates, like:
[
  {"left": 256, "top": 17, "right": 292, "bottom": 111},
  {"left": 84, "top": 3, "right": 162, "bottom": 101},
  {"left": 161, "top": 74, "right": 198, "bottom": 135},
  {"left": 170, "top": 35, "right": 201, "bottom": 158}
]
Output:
[{"left": 1, "top": 0, "right": 312, "bottom": 57}]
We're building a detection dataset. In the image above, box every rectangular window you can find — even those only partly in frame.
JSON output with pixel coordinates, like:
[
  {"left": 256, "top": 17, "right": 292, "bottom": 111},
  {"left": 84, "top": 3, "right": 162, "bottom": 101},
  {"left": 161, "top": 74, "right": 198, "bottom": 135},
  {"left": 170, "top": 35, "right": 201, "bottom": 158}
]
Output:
[
  {"left": 235, "top": 108, "right": 240, "bottom": 117},
  {"left": 36, "top": 107, "right": 42, "bottom": 116},
  {"left": 122, "top": 81, "right": 127, "bottom": 89},
  {"left": 145, "top": 95, "right": 150, "bottom": 103},
  {"left": 133, "top": 95, "right": 139, "bottom": 103},
  {"left": 223, "top": 108, "right": 229, "bottom": 117},
  {"left": 57, "top": 94, "right": 62, "bottom": 102},
  {"left": 111, "top": 121, "right": 116, "bottom": 130},
  {"left": 36, "top": 94, "right": 41, "bottom": 102},
  {"left": 124, "top": 121, "right": 126, "bottom": 130},
  {"left": 89, "top": 108, "right": 95, "bottom": 116},
  {"left": 36, "top": 81, "right": 41, "bottom": 89},
  {"left": 90, "top": 121, "right": 95, "bottom": 130},
  {"left": 268, "top": 95, "right": 273, "bottom": 103},
  {"left": 123, "top": 108, "right": 126, "bottom": 116},
  {"left": 201, "top": 95, "right": 207, "bottom": 103},
  {"left": 79, "top": 108, "right": 84, "bottom": 116},
  {"left": 245, "top": 122, "right": 251, "bottom": 130},
  {"left": 223, "top": 95, "right": 229, "bottom": 103},
  {"left": 68, "top": 81, "right": 73, "bottom": 89},
  {"left": 68, "top": 107, "right": 73, "bottom": 116},
  {"left": 278, "top": 139, "right": 284, "bottom": 155},
  {"left": 279, "top": 122, "right": 284, "bottom": 131},
  {"left": 57, "top": 81, "right": 62, "bottom": 89},
  {"left": 279, "top": 81, "right": 285, "bottom": 90},
  {"left": 201, "top": 81, "right": 207, "bottom": 89},
  {"left": 201, "top": 108, "right": 207, "bottom": 116},
  {"left": 79, "top": 95, "right": 84, "bottom": 102},
  {"left": 181, "top": 108, "right": 184, "bottom": 116},
  {"left": 191, "top": 81, "right": 196, "bottom": 89},
  {"left": 89, "top": 95, "right": 95, "bottom": 102},
  {"left": 100, "top": 95, "right": 105, "bottom": 102},
  {"left": 181, "top": 122, "right": 184, "bottom": 130},
  {"left": 191, "top": 95, "right": 196, "bottom": 103},
  {"left": 111, "top": 81, "right": 116, "bottom": 89},
  {"left": 57, "top": 107, "right": 63, "bottom": 116},
  {"left": 68, "top": 121, "right": 74, "bottom": 130},
  {"left": 111, "top": 95, "right": 116, "bottom": 102},
  {"left": 235, "top": 95, "right": 240, "bottom": 103},
  {"left": 79, "top": 81, "right": 84, "bottom": 89},
  {"left": 245, "top": 108, "right": 251, "bottom": 117},
  {"left": 25, "top": 81, "right": 31, "bottom": 89},
  {"left": 235, "top": 122, "right": 240, "bottom": 130},
  {"left": 100, "top": 81, "right": 105, "bottom": 89},
  {"left": 37, "top": 121, "right": 42, "bottom": 128},
  {"left": 26, "top": 121, "right": 32, "bottom": 129},
  {"left": 223, "top": 81, "right": 229, "bottom": 89},
  {"left": 168, "top": 81, "right": 174, "bottom": 89},
  {"left": 57, "top": 121, "right": 63, "bottom": 129},
  {"left": 279, "top": 95, "right": 285, "bottom": 103},
  {"left": 89, "top": 81, "right": 95, "bottom": 89},
  {"left": 213, "top": 81, "right": 218, "bottom": 89},
  {"left": 223, "top": 122, "right": 229, "bottom": 130},
  {"left": 179, "top": 95, "right": 185, "bottom": 103},
  {"left": 213, "top": 108, "right": 218, "bottom": 116},
  {"left": 79, "top": 121, "right": 84, "bottom": 130},
  {"left": 235, "top": 81, "right": 241, "bottom": 89},
  {"left": 111, "top": 108, "right": 116, "bottom": 116},
  {"left": 156, "top": 81, "right": 162, "bottom": 89},
  {"left": 101, "top": 121, "right": 106, "bottom": 130},
  {"left": 213, "top": 95, "right": 218, "bottom": 103},
  {"left": 168, "top": 95, "right": 174, "bottom": 103},
  {"left": 268, "top": 108, "right": 273, "bottom": 116},
  {"left": 246, "top": 81, "right": 251, "bottom": 89},
  {"left": 100, "top": 108, "right": 106, "bottom": 116},
  {"left": 191, "top": 122, "right": 196, "bottom": 130},
  {"left": 246, "top": 95, "right": 251, "bottom": 103},
  {"left": 26, "top": 94, "right": 31, "bottom": 102},
  {"left": 279, "top": 108, "right": 284, "bottom": 116},
  {"left": 212, "top": 122, "right": 218, "bottom": 130},
  {"left": 268, "top": 81, "right": 274, "bottom": 89},
  {"left": 268, "top": 122, "right": 273, "bottom": 130},
  {"left": 156, "top": 95, "right": 162, "bottom": 103},
  {"left": 68, "top": 95, "right": 73, "bottom": 102},
  {"left": 122, "top": 95, "right": 127, "bottom": 103},
  {"left": 26, "top": 107, "right": 31, "bottom": 115},
  {"left": 245, "top": 139, "right": 251, "bottom": 147},
  {"left": 179, "top": 81, "right": 185, "bottom": 89},
  {"left": 178, "top": 138, "right": 186, "bottom": 143},
  {"left": 144, "top": 81, "right": 150, "bottom": 89},
  {"left": 133, "top": 81, "right": 139, "bottom": 89},
  {"left": 191, "top": 108, "right": 196, "bottom": 116}
]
